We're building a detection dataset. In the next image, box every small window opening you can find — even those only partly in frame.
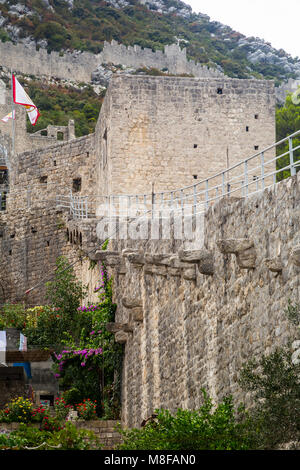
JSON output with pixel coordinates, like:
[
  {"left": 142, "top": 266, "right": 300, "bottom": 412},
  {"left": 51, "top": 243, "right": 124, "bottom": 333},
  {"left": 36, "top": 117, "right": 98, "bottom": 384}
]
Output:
[
  {"left": 194, "top": 144, "right": 198, "bottom": 149},
  {"left": 53, "top": 160, "right": 57, "bottom": 166},
  {"left": 10, "top": 233, "right": 15, "bottom": 239},
  {"left": 40, "top": 176, "right": 47, "bottom": 184},
  {"left": 46, "top": 240, "right": 50, "bottom": 247},
  {"left": 41, "top": 130, "right": 48, "bottom": 136},
  {"left": 193, "top": 175, "right": 198, "bottom": 180},
  {"left": 9, "top": 250, "right": 12, "bottom": 255},
  {"left": 255, "top": 114, "right": 259, "bottom": 119},
  {"left": 31, "top": 227, "right": 37, "bottom": 234},
  {"left": 72, "top": 178, "right": 82, "bottom": 193},
  {"left": 86, "top": 152, "right": 89, "bottom": 158},
  {"left": 254, "top": 145, "right": 259, "bottom": 150},
  {"left": 217, "top": 88, "right": 223, "bottom": 94},
  {"left": 57, "top": 131, "right": 64, "bottom": 141},
  {"left": 246, "top": 126, "right": 249, "bottom": 132}
]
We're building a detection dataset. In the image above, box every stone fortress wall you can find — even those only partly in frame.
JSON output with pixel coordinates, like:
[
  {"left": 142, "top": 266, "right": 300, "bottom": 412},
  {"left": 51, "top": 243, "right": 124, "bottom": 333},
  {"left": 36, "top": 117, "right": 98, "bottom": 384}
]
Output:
[
  {"left": 1, "top": 72, "right": 276, "bottom": 308},
  {"left": 1, "top": 71, "right": 298, "bottom": 429},
  {"left": 96, "top": 75, "right": 276, "bottom": 196},
  {"left": 0, "top": 40, "right": 223, "bottom": 83},
  {"left": 0, "top": 133, "right": 96, "bottom": 305},
  {"left": 0, "top": 40, "right": 293, "bottom": 102},
  {"left": 65, "top": 170, "right": 300, "bottom": 428},
  {"left": 0, "top": 79, "right": 76, "bottom": 181}
]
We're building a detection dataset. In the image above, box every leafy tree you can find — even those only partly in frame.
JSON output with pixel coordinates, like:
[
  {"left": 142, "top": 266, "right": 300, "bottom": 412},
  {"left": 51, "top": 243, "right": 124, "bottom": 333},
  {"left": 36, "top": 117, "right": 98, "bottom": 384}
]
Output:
[
  {"left": 239, "top": 301, "right": 300, "bottom": 449},
  {"left": 24, "top": 256, "right": 88, "bottom": 349},
  {"left": 276, "top": 91, "right": 300, "bottom": 181}
]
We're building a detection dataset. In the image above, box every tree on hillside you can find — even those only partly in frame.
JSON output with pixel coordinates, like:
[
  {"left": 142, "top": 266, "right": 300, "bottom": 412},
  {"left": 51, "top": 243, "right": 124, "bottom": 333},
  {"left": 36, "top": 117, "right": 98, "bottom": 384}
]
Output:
[{"left": 276, "top": 89, "right": 300, "bottom": 181}]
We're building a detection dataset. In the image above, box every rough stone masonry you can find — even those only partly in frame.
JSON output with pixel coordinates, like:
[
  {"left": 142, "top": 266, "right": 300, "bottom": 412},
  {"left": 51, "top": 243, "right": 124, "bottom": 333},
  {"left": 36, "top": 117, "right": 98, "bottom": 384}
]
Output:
[
  {"left": 78, "top": 172, "right": 299, "bottom": 428},
  {"left": 1, "top": 73, "right": 294, "bottom": 429}
]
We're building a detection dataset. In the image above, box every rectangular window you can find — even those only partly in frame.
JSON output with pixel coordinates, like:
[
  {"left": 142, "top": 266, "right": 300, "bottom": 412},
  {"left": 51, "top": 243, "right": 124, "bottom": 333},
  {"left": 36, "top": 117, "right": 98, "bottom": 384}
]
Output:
[{"left": 72, "top": 178, "right": 82, "bottom": 193}]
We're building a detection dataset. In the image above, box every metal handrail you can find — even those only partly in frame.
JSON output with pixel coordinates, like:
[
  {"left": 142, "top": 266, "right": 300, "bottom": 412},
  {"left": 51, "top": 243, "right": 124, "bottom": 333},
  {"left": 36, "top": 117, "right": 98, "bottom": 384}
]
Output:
[{"left": 55, "top": 130, "right": 300, "bottom": 219}]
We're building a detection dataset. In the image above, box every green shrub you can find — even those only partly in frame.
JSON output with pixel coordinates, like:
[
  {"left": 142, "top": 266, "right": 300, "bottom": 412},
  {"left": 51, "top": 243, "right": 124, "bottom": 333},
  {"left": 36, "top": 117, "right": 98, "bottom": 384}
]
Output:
[
  {"left": 0, "top": 432, "right": 27, "bottom": 450},
  {"left": 3, "top": 422, "right": 101, "bottom": 450},
  {"left": 239, "top": 347, "right": 300, "bottom": 449},
  {"left": 118, "top": 391, "right": 254, "bottom": 450},
  {"left": 46, "top": 422, "right": 102, "bottom": 450}
]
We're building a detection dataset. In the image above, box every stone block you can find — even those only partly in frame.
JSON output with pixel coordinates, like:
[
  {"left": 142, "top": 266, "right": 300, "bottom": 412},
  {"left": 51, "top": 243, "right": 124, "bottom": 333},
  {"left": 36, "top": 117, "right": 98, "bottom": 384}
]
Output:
[
  {"left": 291, "top": 246, "right": 300, "bottom": 267},
  {"left": 264, "top": 257, "right": 283, "bottom": 273}
]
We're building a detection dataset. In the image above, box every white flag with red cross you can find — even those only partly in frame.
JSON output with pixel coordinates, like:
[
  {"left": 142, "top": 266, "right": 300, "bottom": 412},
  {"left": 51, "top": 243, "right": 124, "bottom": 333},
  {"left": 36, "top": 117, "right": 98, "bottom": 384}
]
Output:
[{"left": 12, "top": 74, "right": 40, "bottom": 125}]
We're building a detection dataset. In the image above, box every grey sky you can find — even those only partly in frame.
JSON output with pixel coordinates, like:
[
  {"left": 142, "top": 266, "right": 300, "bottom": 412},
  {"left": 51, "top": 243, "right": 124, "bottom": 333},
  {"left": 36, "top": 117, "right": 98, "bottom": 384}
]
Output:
[{"left": 184, "top": 0, "right": 300, "bottom": 58}]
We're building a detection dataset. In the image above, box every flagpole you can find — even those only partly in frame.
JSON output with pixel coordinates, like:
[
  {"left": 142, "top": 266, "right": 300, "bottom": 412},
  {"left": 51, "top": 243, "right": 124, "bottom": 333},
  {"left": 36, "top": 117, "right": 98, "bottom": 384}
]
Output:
[{"left": 11, "top": 69, "right": 15, "bottom": 161}]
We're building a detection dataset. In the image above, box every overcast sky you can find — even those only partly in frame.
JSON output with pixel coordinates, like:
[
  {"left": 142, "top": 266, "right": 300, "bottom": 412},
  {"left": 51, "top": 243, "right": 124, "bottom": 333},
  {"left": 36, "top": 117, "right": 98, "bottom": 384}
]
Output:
[{"left": 184, "top": 0, "right": 300, "bottom": 59}]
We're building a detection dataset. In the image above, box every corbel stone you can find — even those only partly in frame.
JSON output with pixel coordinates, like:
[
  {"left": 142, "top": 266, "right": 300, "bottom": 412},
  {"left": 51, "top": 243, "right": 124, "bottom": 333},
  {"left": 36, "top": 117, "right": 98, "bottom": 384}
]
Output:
[
  {"left": 122, "top": 298, "right": 144, "bottom": 323},
  {"left": 217, "top": 238, "right": 256, "bottom": 269},
  {"left": 122, "top": 297, "right": 143, "bottom": 309},
  {"left": 144, "top": 264, "right": 168, "bottom": 276},
  {"left": 89, "top": 250, "right": 120, "bottom": 262},
  {"left": 168, "top": 256, "right": 193, "bottom": 270},
  {"left": 291, "top": 246, "right": 300, "bottom": 267},
  {"left": 106, "top": 322, "right": 134, "bottom": 333},
  {"left": 217, "top": 239, "right": 254, "bottom": 254},
  {"left": 122, "top": 248, "right": 139, "bottom": 258},
  {"left": 264, "top": 257, "right": 283, "bottom": 273},
  {"left": 115, "top": 331, "right": 128, "bottom": 344},
  {"left": 127, "top": 252, "right": 145, "bottom": 266},
  {"left": 178, "top": 249, "right": 214, "bottom": 275},
  {"left": 144, "top": 253, "right": 172, "bottom": 266},
  {"left": 129, "top": 307, "right": 144, "bottom": 323}
]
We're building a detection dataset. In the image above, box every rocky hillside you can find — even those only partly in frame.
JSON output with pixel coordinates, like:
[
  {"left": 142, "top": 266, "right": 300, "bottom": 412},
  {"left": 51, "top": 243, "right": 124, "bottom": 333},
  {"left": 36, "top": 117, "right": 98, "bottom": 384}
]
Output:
[{"left": 0, "top": 0, "right": 299, "bottom": 84}]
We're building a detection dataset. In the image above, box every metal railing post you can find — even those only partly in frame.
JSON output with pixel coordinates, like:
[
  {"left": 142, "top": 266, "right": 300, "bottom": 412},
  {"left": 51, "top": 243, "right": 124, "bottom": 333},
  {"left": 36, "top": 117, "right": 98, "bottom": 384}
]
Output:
[
  {"left": 193, "top": 185, "right": 197, "bottom": 215},
  {"left": 261, "top": 152, "right": 265, "bottom": 190},
  {"left": 244, "top": 160, "right": 249, "bottom": 197},
  {"left": 289, "top": 136, "right": 296, "bottom": 176},
  {"left": 151, "top": 182, "right": 155, "bottom": 219},
  {"left": 205, "top": 180, "right": 209, "bottom": 208}
]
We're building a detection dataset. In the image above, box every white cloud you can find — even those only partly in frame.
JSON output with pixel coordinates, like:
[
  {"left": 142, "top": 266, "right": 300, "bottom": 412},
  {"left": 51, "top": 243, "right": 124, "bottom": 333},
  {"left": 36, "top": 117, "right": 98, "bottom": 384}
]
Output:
[{"left": 184, "top": 0, "right": 300, "bottom": 58}]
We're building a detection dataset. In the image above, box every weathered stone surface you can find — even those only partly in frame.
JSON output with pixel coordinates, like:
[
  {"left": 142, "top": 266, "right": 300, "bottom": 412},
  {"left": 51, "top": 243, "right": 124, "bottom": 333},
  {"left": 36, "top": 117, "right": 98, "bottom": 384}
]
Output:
[
  {"left": 217, "top": 239, "right": 256, "bottom": 269},
  {"left": 122, "top": 248, "right": 138, "bottom": 257},
  {"left": 217, "top": 238, "right": 254, "bottom": 254},
  {"left": 264, "top": 257, "right": 283, "bottom": 273},
  {"left": 182, "top": 267, "right": 196, "bottom": 280},
  {"left": 122, "top": 297, "right": 142, "bottom": 308},
  {"left": 144, "top": 253, "right": 172, "bottom": 266},
  {"left": 179, "top": 249, "right": 207, "bottom": 263},
  {"left": 108, "top": 172, "right": 300, "bottom": 428},
  {"left": 91, "top": 250, "right": 120, "bottom": 261},
  {"left": 291, "top": 246, "right": 300, "bottom": 267},
  {"left": 144, "top": 264, "right": 167, "bottom": 276},
  {"left": 106, "top": 322, "right": 133, "bottom": 333},
  {"left": 127, "top": 253, "right": 145, "bottom": 266},
  {"left": 236, "top": 247, "right": 256, "bottom": 269},
  {"left": 130, "top": 307, "right": 143, "bottom": 323},
  {"left": 114, "top": 331, "right": 128, "bottom": 344}
]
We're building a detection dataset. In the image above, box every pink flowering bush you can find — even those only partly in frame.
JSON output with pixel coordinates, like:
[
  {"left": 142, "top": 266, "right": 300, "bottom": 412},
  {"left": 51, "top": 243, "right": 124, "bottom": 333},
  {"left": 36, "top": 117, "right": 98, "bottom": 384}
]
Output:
[{"left": 52, "top": 250, "right": 122, "bottom": 418}]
